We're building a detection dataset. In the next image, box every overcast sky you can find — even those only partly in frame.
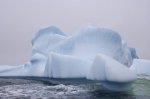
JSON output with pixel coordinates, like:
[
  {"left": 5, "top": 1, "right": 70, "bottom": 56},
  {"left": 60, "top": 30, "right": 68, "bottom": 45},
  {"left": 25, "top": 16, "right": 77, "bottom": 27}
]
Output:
[{"left": 0, "top": 0, "right": 150, "bottom": 65}]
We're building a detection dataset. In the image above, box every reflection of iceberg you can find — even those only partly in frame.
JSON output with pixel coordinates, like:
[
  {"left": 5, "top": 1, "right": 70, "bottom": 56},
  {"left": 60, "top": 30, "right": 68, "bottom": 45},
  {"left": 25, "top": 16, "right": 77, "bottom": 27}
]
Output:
[{"left": 0, "top": 25, "right": 149, "bottom": 91}]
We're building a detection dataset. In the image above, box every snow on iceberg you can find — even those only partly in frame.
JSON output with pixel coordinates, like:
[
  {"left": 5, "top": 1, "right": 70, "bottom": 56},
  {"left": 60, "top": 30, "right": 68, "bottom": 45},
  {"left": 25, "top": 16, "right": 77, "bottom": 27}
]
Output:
[{"left": 0, "top": 25, "right": 148, "bottom": 91}]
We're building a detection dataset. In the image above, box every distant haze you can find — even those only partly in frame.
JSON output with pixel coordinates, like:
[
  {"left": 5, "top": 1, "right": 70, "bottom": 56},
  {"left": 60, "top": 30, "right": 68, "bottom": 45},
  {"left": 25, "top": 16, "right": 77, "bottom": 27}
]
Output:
[{"left": 0, "top": 0, "right": 150, "bottom": 65}]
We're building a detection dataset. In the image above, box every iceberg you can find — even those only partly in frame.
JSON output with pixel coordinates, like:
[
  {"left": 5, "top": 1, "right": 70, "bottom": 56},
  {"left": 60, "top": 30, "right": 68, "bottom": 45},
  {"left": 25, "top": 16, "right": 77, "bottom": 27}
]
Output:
[
  {"left": 87, "top": 53, "right": 136, "bottom": 82},
  {"left": 32, "top": 26, "right": 67, "bottom": 55},
  {"left": 87, "top": 53, "right": 136, "bottom": 91},
  {"left": 44, "top": 52, "right": 92, "bottom": 78},
  {"left": 130, "top": 59, "right": 150, "bottom": 75},
  {"left": 0, "top": 25, "right": 148, "bottom": 91},
  {"left": 51, "top": 26, "right": 133, "bottom": 66}
]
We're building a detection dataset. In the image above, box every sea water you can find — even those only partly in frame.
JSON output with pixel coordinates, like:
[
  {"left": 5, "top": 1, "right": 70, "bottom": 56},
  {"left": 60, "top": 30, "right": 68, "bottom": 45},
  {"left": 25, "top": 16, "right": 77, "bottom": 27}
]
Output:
[{"left": 0, "top": 76, "right": 149, "bottom": 99}]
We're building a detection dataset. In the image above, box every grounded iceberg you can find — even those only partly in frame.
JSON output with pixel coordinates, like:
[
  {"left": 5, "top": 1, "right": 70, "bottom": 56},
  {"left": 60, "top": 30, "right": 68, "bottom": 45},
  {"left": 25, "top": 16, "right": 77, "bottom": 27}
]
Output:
[{"left": 0, "top": 25, "right": 149, "bottom": 91}]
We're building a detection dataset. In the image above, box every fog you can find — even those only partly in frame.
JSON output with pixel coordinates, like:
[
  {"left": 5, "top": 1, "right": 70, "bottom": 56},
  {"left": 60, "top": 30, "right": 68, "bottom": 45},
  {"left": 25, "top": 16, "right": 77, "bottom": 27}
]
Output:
[{"left": 0, "top": 0, "right": 150, "bottom": 65}]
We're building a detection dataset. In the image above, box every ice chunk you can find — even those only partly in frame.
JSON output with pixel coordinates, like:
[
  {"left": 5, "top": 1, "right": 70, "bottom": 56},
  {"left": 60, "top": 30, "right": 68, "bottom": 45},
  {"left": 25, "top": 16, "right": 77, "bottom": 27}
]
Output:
[
  {"left": 32, "top": 26, "right": 66, "bottom": 45},
  {"left": 52, "top": 26, "right": 133, "bottom": 66},
  {"left": 0, "top": 25, "right": 141, "bottom": 91},
  {"left": 32, "top": 26, "right": 67, "bottom": 55},
  {"left": 87, "top": 53, "right": 136, "bottom": 91},
  {"left": 0, "top": 64, "right": 30, "bottom": 76},
  {"left": 87, "top": 53, "right": 136, "bottom": 82},
  {"left": 29, "top": 26, "right": 68, "bottom": 76},
  {"left": 130, "top": 59, "right": 150, "bottom": 75},
  {"left": 44, "top": 52, "right": 92, "bottom": 78},
  {"left": 28, "top": 53, "right": 47, "bottom": 76}
]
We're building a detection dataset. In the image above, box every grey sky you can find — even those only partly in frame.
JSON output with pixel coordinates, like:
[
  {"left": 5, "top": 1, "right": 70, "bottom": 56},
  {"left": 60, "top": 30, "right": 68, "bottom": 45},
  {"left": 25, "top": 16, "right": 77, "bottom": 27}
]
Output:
[{"left": 0, "top": 0, "right": 150, "bottom": 65}]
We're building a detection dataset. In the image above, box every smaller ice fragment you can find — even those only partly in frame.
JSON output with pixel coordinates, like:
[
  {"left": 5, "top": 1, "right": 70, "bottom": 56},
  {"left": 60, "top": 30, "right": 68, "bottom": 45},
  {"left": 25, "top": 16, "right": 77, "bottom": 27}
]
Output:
[{"left": 130, "top": 59, "right": 150, "bottom": 75}]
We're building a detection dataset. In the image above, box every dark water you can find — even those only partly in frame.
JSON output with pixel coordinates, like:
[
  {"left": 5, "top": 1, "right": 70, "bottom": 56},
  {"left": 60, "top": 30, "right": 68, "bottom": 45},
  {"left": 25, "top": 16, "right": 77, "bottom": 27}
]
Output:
[{"left": 0, "top": 76, "right": 150, "bottom": 99}]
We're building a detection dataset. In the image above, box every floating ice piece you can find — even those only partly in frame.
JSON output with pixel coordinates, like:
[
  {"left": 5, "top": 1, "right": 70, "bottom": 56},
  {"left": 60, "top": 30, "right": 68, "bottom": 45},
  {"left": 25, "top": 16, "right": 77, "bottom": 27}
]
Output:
[{"left": 130, "top": 59, "right": 150, "bottom": 75}]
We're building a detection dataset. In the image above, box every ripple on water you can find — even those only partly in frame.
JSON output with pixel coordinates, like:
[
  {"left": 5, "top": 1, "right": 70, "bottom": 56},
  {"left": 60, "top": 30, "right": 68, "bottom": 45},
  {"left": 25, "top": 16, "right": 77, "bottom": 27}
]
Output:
[{"left": 0, "top": 76, "right": 149, "bottom": 99}]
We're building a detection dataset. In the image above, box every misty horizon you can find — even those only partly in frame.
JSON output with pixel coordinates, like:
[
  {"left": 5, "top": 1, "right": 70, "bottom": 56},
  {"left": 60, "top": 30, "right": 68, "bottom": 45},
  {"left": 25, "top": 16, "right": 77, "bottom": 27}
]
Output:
[{"left": 0, "top": 0, "right": 150, "bottom": 65}]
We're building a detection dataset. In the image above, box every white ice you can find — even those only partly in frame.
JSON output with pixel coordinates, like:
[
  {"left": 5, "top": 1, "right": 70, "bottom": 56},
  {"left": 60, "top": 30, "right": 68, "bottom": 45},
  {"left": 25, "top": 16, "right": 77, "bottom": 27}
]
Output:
[
  {"left": 51, "top": 26, "right": 134, "bottom": 66},
  {"left": 87, "top": 53, "right": 136, "bottom": 82},
  {"left": 0, "top": 25, "right": 148, "bottom": 91},
  {"left": 130, "top": 59, "right": 150, "bottom": 75},
  {"left": 44, "top": 52, "right": 92, "bottom": 78}
]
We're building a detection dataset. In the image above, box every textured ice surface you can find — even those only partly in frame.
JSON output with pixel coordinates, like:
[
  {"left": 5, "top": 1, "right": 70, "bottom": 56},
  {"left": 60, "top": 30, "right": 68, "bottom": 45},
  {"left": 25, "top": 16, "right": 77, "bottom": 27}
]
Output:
[
  {"left": 0, "top": 25, "right": 147, "bottom": 91},
  {"left": 28, "top": 53, "right": 47, "bottom": 76},
  {"left": 32, "top": 26, "right": 67, "bottom": 55},
  {"left": 44, "top": 52, "right": 92, "bottom": 78},
  {"left": 87, "top": 53, "right": 136, "bottom": 82},
  {"left": 51, "top": 26, "right": 134, "bottom": 66}
]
